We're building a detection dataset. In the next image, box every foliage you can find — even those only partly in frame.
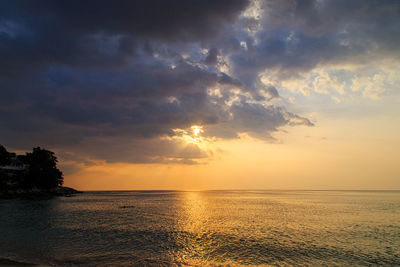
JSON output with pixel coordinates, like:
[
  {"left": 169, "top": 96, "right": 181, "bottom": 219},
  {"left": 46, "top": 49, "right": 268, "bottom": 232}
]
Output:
[
  {"left": 0, "top": 145, "right": 63, "bottom": 191},
  {"left": 25, "top": 147, "right": 63, "bottom": 189},
  {"left": 0, "top": 145, "right": 10, "bottom": 165}
]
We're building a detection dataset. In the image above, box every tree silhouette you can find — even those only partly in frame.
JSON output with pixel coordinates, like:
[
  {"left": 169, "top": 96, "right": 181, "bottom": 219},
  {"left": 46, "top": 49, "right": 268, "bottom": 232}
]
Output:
[
  {"left": 0, "top": 145, "right": 64, "bottom": 192},
  {"left": 24, "top": 147, "right": 63, "bottom": 189},
  {"left": 0, "top": 145, "right": 10, "bottom": 165}
]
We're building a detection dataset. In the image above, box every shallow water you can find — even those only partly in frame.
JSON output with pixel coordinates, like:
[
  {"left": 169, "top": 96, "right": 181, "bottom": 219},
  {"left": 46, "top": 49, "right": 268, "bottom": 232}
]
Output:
[{"left": 0, "top": 190, "right": 399, "bottom": 266}]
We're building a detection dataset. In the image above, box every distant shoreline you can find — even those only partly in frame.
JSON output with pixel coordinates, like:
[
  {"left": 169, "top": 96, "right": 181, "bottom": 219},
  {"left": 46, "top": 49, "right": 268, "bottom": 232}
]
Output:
[{"left": 0, "top": 186, "right": 82, "bottom": 200}]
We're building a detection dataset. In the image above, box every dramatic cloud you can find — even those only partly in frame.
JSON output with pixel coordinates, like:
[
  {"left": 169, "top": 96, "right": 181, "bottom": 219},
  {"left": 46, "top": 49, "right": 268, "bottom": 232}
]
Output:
[
  {"left": 1, "top": 0, "right": 398, "bottom": 165},
  {"left": 231, "top": 0, "right": 400, "bottom": 101}
]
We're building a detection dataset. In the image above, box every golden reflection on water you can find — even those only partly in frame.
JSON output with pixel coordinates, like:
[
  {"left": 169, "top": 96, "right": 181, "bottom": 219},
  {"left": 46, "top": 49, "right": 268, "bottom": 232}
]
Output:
[
  {"left": 181, "top": 191, "right": 208, "bottom": 232},
  {"left": 173, "top": 191, "right": 218, "bottom": 265}
]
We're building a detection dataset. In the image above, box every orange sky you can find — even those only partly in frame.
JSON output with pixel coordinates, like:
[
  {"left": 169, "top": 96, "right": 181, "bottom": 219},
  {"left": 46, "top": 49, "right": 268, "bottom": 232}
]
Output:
[{"left": 64, "top": 107, "right": 400, "bottom": 190}]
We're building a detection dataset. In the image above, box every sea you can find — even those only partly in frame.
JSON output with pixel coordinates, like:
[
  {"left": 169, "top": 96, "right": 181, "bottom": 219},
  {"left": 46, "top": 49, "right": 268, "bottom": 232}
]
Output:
[{"left": 0, "top": 190, "right": 399, "bottom": 266}]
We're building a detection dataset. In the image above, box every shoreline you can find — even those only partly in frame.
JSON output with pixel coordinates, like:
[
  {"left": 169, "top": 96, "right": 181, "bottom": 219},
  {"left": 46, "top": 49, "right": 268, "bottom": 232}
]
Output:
[{"left": 0, "top": 186, "right": 82, "bottom": 200}]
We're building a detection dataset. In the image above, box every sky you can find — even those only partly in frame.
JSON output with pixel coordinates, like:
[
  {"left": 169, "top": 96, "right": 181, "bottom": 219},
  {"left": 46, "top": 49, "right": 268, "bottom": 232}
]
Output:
[{"left": 0, "top": 0, "right": 399, "bottom": 190}]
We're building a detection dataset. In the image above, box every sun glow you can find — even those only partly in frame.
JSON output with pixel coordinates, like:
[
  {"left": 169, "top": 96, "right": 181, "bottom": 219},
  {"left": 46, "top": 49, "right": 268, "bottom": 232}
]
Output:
[
  {"left": 169, "top": 125, "right": 211, "bottom": 147},
  {"left": 165, "top": 125, "right": 219, "bottom": 163},
  {"left": 192, "top": 125, "right": 202, "bottom": 137}
]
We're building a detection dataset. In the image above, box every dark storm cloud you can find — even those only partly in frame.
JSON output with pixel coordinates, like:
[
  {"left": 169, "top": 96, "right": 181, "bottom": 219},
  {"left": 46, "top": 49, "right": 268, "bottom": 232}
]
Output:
[
  {"left": 204, "top": 48, "right": 220, "bottom": 65},
  {"left": 7, "top": 0, "right": 398, "bottom": 164},
  {"left": 1, "top": 59, "right": 229, "bottom": 134},
  {"left": 0, "top": 0, "right": 249, "bottom": 75}
]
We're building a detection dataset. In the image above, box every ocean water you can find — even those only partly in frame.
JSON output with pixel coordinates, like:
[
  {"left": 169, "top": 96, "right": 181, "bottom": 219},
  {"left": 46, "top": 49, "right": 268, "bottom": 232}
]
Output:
[{"left": 0, "top": 190, "right": 399, "bottom": 266}]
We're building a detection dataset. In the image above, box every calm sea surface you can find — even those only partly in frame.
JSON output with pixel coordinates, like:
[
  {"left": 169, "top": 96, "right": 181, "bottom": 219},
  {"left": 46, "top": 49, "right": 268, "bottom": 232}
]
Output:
[{"left": 0, "top": 190, "right": 399, "bottom": 266}]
